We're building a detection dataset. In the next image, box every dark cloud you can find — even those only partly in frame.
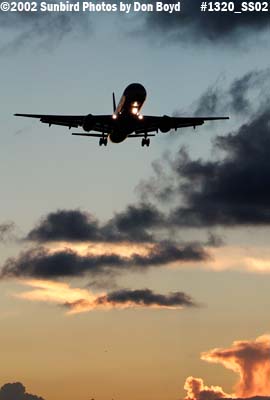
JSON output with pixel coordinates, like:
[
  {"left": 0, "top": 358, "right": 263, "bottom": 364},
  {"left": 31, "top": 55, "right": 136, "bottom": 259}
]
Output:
[
  {"left": 135, "top": 70, "right": 270, "bottom": 227},
  {"left": 0, "top": 222, "right": 16, "bottom": 242},
  {"left": 1, "top": 247, "right": 124, "bottom": 279},
  {"left": 63, "top": 288, "right": 197, "bottom": 312},
  {"left": 104, "top": 203, "right": 166, "bottom": 242},
  {"left": 0, "top": 382, "right": 44, "bottom": 400},
  {"left": 26, "top": 205, "right": 166, "bottom": 243},
  {"left": 143, "top": 0, "right": 270, "bottom": 46},
  {"left": 193, "top": 69, "right": 270, "bottom": 116},
  {"left": 0, "top": 240, "right": 208, "bottom": 280},
  {"left": 0, "top": 3, "right": 90, "bottom": 53},
  {"left": 97, "top": 288, "right": 196, "bottom": 307},
  {"left": 168, "top": 106, "right": 270, "bottom": 226},
  {"left": 27, "top": 209, "right": 103, "bottom": 242}
]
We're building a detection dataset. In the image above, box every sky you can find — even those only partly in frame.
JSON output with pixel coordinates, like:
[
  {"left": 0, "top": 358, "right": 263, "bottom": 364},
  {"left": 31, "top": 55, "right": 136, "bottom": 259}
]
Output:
[{"left": 1, "top": 2, "right": 270, "bottom": 400}]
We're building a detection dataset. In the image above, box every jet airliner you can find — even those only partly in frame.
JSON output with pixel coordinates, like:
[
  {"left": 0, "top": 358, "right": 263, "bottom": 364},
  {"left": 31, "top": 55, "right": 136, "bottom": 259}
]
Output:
[{"left": 15, "top": 83, "right": 229, "bottom": 147}]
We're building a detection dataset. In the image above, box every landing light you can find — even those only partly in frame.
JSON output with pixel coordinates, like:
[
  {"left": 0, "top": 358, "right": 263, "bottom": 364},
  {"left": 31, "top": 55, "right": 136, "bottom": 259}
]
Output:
[
  {"left": 138, "top": 114, "right": 143, "bottom": 120},
  {"left": 112, "top": 114, "right": 117, "bottom": 119},
  {"left": 132, "top": 107, "right": 138, "bottom": 115}
]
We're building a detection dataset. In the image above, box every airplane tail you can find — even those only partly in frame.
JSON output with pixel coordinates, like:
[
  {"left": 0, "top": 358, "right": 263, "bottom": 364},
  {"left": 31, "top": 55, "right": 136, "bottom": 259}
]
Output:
[{"left": 113, "top": 92, "right": 116, "bottom": 113}]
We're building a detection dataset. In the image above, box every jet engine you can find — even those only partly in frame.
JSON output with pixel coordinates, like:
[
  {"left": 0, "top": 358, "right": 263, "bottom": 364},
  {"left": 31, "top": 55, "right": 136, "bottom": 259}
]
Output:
[
  {"left": 82, "top": 114, "right": 95, "bottom": 131},
  {"left": 159, "top": 115, "right": 171, "bottom": 133}
]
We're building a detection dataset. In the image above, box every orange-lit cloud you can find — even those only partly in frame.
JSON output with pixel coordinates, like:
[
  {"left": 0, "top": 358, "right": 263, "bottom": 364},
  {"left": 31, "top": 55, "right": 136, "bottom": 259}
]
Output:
[
  {"left": 201, "top": 335, "right": 270, "bottom": 397},
  {"left": 46, "top": 241, "right": 154, "bottom": 258},
  {"left": 183, "top": 334, "right": 270, "bottom": 400},
  {"left": 16, "top": 280, "right": 97, "bottom": 314},
  {"left": 184, "top": 376, "right": 233, "bottom": 400},
  {"left": 207, "top": 247, "right": 270, "bottom": 273},
  {"left": 15, "top": 279, "right": 195, "bottom": 314}
]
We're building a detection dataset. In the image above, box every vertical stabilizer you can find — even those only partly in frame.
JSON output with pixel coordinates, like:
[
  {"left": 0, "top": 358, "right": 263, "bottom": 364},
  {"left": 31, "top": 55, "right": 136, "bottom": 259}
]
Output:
[{"left": 113, "top": 92, "right": 116, "bottom": 113}]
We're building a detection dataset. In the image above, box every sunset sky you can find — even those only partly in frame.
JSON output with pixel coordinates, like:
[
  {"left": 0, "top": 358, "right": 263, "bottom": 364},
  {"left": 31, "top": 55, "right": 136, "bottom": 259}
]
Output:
[{"left": 1, "top": 2, "right": 270, "bottom": 400}]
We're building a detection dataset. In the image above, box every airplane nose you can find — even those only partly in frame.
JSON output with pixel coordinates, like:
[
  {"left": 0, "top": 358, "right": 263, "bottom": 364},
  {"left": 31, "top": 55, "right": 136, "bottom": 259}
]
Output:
[{"left": 124, "top": 83, "right": 147, "bottom": 101}]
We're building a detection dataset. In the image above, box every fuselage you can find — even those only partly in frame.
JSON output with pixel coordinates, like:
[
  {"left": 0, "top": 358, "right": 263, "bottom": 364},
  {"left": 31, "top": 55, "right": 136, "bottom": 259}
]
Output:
[{"left": 109, "top": 83, "right": 147, "bottom": 143}]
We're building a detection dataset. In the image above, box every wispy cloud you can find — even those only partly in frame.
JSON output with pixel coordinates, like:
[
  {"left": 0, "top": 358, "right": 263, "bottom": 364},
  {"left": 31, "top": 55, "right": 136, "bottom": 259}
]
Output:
[{"left": 0, "top": 222, "right": 16, "bottom": 243}]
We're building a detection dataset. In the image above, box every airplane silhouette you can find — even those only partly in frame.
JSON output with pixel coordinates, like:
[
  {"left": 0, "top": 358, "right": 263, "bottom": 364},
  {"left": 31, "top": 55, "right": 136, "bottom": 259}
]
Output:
[{"left": 15, "top": 83, "right": 229, "bottom": 147}]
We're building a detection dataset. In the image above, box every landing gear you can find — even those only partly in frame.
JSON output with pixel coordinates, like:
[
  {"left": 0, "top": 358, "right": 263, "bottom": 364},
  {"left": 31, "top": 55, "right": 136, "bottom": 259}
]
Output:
[
  {"left": 99, "top": 137, "right": 108, "bottom": 146},
  {"left": 141, "top": 138, "right": 150, "bottom": 147}
]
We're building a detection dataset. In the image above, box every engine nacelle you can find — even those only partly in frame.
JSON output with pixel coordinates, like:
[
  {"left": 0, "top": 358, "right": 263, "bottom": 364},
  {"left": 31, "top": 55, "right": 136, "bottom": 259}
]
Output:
[
  {"left": 82, "top": 114, "right": 95, "bottom": 132},
  {"left": 159, "top": 115, "right": 171, "bottom": 133}
]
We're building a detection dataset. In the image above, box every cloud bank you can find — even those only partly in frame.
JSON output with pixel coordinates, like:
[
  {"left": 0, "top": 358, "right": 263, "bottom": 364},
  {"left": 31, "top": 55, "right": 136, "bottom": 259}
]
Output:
[
  {"left": 26, "top": 205, "right": 165, "bottom": 244},
  {"left": 1, "top": 240, "right": 208, "bottom": 280}
]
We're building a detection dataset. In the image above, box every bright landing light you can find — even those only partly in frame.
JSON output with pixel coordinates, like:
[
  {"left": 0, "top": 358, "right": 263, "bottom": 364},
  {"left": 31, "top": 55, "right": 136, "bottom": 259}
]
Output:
[{"left": 131, "top": 107, "right": 138, "bottom": 115}]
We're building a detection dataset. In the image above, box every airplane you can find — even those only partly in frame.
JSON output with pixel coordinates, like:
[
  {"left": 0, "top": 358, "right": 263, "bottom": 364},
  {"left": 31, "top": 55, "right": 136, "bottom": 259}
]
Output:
[{"left": 14, "top": 83, "right": 229, "bottom": 147}]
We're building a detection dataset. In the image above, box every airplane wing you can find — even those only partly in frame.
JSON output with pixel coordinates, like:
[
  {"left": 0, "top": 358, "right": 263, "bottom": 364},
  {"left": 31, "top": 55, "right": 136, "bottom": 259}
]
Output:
[
  {"left": 134, "top": 115, "right": 229, "bottom": 134},
  {"left": 14, "top": 113, "right": 114, "bottom": 132},
  {"left": 14, "top": 113, "right": 229, "bottom": 136}
]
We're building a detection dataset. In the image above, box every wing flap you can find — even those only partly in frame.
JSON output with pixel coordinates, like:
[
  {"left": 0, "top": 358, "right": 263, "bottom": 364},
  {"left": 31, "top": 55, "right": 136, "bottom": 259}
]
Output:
[
  {"left": 134, "top": 115, "right": 229, "bottom": 134},
  {"left": 128, "top": 134, "right": 156, "bottom": 138},
  {"left": 14, "top": 113, "right": 116, "bottom": 132},
  {"left": 72, "top": 133, "right": 108, "bottom": 138}
]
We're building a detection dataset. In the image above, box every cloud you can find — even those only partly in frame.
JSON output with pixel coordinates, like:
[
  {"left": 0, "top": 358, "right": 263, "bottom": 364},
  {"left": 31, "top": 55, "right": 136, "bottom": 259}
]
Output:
[
  {"left": 0, "top": 382, "right": 44, "bottom": 400},
  {"left": 0, "top": 222, "right": 15, "bottom": 243},
  {"left": 139, "top": 85, "right": 270, "bottom": 228},
  {"left": 143, "top": 0, "right": 270, "bottom": 46},
  {"left": 184, "top": 376, "right": 232, "bottom": 400},
  {"left": 193, "top": 69, "right": 270, "bottom": 117},
  {"left": 27, "top": 209, "right": 104, "bottom": 242},
  {"left": 184, "top": 377, "right": 270, "bottom": 400},
  {"left": 183, "top": 334, "right": 270, "bottom": 400},
  {"left": 168, "top": 106, "right": 270, "bottom": 227},
  {"left": 16, "top": 279, "right": 197, "bottom": 314},
  {"left": 26, "top": 205, "right": 166, "bottom": 243},
  {"left": 0, "top": 3, "right": 90, "bottom": 53},
  {"left": 1, "top": 240, "right": 208, "bottom": 280},
  {"left": 96, "top": 288, "right": 196, "bottom": 308},
  {"left": 201, "top": 335, "right": 270, "bottom": 397}
]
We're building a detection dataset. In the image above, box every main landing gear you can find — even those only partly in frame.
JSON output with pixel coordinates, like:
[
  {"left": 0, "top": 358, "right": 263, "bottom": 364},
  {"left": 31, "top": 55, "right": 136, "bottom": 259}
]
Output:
[
  {"left": 99, "top": 137, "right": 108, "bottom": 146},
  {"left": 141, "top": 137, "right": 150, "bottom": 147}
]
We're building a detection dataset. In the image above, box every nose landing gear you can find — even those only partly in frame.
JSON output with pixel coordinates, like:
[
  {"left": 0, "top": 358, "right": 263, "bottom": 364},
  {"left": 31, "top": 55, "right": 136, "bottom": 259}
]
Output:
[
  {"left": 99, "top": 137, "right": 108, "bottom": 146},
  {"left": 141, "top": 138, "right": 150, "bottom": 147}
]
